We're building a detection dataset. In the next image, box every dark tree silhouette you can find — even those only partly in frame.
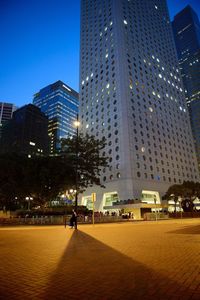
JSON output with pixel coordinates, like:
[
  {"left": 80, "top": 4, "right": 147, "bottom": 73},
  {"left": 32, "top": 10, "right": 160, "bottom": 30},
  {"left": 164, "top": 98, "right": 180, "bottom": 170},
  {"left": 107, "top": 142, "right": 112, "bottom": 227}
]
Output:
[
  {"left": 162, "top": 181, "right": 200, "bottom": 212},
  {"left": 0, "top": 134, "right": 109, "bottom": 210},
  {"left": 61, "top": 133, "right": 109, "bottom": 192}
]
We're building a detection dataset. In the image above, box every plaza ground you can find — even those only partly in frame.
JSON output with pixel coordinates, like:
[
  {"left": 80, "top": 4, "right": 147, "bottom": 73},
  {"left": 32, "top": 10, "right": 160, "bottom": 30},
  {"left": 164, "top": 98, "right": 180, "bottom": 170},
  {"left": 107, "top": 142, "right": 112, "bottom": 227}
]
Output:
[{"left": 0, "top": 219, "right": 200, "bottom": 299}]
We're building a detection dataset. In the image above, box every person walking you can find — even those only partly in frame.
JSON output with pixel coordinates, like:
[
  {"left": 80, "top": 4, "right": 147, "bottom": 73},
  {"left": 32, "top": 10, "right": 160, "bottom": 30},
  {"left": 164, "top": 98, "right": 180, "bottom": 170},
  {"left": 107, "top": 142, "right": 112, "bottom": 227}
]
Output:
[
  {"left": 64, "top": 215, "right": 67, "bottom": 228},
  {"left": 69, "top": 209, "right": 77, "bottom": 228}
]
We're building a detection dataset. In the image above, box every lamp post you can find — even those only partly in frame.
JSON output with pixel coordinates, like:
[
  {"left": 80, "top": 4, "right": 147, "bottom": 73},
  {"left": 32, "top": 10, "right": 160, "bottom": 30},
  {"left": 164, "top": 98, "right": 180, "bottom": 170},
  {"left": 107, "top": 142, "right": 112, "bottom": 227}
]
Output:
[
  {"left": 154, "top": 195, "right": 157, "bottom": 221},
  {"left": 74, "top": 114, "right": 80, "bottom": 229},
  {"left": 68, "top": 189, "right": 76, "bottom": 205},
  {"left": 26, "top": 196, "right": 33, "bottom": 210}
]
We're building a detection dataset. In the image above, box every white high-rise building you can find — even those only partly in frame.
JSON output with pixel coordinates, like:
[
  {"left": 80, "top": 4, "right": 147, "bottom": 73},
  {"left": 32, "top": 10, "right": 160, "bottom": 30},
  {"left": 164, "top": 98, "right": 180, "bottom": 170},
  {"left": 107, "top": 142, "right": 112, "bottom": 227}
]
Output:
[{"left": 79, "top": 0, "right": 199, "bottom": 210}]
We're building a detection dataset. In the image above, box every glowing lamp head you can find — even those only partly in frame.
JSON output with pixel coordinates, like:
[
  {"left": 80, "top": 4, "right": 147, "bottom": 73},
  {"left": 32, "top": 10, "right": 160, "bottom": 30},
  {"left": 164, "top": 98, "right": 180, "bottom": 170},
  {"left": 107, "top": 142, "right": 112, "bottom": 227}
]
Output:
[{"left": 74, "top": 121, "right": 80, "bottom": 127}]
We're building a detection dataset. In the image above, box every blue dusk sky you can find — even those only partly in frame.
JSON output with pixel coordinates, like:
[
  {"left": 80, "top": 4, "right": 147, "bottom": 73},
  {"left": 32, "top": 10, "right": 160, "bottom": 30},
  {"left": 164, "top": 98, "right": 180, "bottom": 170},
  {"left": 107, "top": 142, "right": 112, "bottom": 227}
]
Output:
[{"left": 1, "top": 0, "right": 200, "bottom": 108}]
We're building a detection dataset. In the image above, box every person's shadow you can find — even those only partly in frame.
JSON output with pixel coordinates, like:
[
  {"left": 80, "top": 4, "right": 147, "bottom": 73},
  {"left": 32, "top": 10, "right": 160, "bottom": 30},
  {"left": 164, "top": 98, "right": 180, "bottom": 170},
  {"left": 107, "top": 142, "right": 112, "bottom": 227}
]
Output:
[{"left": 43, "top": 230, "right": 196, "bottom": 300}]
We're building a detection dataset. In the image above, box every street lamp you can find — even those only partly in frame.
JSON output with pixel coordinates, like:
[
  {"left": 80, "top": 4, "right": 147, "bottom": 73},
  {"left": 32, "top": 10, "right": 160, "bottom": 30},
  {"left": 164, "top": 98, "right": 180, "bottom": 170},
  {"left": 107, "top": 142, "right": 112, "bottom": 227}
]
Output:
[
  {"left": 74, "top": 114, "right": 80, "bottom": 229},
  {"left": 154, "top": 195, "right": 157, "bottom": 221},
  {"left": 25, "top": 196, "right": 33, "bottom": 210},
  {"left": 68, "top": 189, "right": 77, "bottom": 204}
]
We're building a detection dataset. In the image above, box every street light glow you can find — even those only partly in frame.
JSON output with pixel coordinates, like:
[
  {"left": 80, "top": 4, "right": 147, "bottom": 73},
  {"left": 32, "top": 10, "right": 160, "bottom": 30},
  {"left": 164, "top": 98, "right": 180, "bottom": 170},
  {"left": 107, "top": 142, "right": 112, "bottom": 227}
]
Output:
[{"left": 74, "top": 120, "right": 80, "bottom": 127}]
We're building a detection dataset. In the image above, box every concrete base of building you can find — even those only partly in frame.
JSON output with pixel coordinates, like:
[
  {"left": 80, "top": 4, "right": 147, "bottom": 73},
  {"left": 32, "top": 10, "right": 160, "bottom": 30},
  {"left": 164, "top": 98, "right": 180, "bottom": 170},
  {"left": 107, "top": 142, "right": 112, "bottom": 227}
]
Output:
[{"left": 80, "top": 178, "right": 172, "bottom": 213}]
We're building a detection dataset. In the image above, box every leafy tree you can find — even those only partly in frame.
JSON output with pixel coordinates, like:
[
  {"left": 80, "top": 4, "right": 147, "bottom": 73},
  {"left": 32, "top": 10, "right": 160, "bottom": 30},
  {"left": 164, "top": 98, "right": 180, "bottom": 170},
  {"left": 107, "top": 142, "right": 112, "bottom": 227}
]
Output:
[
  {"left": 0, "top": 134, "right": 109, "bottom": 210},
  {"left": 0, "top": 154, "right": 75, "bottom": 210},
  {"left": 0, "top": 154, "right": 27, "bottom": 210},
  {"left": 23, "top": 156, "right": 76, "bottom": 207},
  {"left": 61, "top": 133, "right": 109, "bottom": 193},
  {"left": 162, "top": 181, "right": 200, "bottom": 212}
]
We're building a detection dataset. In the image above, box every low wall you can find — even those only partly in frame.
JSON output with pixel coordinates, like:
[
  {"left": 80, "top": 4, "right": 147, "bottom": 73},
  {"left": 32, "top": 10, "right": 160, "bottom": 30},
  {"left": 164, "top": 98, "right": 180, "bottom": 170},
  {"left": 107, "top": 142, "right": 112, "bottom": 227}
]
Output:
[{"left": 0, "top": 215, "right": 130, "bottom": 225}]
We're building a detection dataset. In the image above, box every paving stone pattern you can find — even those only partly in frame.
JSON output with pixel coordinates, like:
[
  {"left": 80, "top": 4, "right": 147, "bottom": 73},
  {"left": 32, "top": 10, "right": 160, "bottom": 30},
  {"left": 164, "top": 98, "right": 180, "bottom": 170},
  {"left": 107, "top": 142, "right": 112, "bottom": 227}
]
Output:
[{"left": 0, "top": 219, "right": 200, "bottom": 299}]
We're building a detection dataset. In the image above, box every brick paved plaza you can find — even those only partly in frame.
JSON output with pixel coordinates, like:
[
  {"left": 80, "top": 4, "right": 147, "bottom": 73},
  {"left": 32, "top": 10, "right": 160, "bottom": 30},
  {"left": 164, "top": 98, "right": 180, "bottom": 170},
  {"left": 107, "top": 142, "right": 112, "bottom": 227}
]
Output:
[{"left": 0, "top": 219, "right": 200, "bottom": 300}]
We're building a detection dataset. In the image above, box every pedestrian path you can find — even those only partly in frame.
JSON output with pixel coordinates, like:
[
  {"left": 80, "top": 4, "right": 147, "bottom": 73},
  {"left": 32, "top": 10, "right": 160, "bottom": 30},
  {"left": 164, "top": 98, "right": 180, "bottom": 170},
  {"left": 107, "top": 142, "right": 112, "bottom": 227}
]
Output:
[{"left": 0, "top": 220, "right": 200, "bottom": 299}]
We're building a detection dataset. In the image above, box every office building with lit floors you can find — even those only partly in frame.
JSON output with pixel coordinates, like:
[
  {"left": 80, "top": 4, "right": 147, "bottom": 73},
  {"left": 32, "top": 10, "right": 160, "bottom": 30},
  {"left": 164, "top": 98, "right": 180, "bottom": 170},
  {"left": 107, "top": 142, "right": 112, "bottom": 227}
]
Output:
[
  {"left": 172, "top": 6, "right": 200, "bottom": 169},
  {"left": 79, "top": 0, "right": 199, "bottom": 214},
  {"left": 33, "top": 81, "right": 79, "bottom": 154},
  {"left": 1, "top": 104, "right": 49, "bottom": 157}
]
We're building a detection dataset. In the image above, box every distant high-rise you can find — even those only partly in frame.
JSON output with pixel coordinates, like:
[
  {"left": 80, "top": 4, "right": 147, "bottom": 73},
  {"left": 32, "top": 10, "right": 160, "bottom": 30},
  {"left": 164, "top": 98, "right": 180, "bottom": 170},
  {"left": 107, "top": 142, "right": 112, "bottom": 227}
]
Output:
[
  {"left": 172, "top": 6, "right": 200, "bottom": 167},
  {"left": 80, "top": 0, "right": 199, "bottom": 210},
  {"left": 33, "top": 80, "right": 79, "bottom": 154},
  {"left": 172, "top": 6, "right": 200, "bottom": 60},
  {"left": 0, "top": 102, "right": 16, "bottom": 139},
  {"left": 1, "top": 104, "right": 49, "bottom": 157}
]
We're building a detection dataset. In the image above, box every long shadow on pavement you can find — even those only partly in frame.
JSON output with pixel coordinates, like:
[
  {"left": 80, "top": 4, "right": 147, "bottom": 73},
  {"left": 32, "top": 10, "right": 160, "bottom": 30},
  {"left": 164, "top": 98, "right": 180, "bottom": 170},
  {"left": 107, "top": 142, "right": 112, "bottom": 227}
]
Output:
[
  {"left": 43, "top": 230, "right": 198, "bottom": 300},
  {"left": 167, "top": 224, "right": 200, "bottom": 235}
]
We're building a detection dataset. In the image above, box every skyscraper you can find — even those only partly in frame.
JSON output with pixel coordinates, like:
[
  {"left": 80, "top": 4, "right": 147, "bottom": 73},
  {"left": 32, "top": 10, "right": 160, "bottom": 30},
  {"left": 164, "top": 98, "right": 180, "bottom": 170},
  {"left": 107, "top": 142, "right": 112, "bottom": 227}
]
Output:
[
  {"left": 172, "top": 6, "right": 200, "bottom": 168},
  {"left": 80, "top": 0, "right": 199, "bottom": 210},
  {"left": 33, "top": 80, "right": 79, "bottom": 154},
  {"left": 172, "top": 6, "right": 200, "bottom": 61},
  {"left": 0, "top": 102, "right": 16, "bottom": 139},
  {"left": 1, "top": 104, "right": 49, "bottom": 157}
]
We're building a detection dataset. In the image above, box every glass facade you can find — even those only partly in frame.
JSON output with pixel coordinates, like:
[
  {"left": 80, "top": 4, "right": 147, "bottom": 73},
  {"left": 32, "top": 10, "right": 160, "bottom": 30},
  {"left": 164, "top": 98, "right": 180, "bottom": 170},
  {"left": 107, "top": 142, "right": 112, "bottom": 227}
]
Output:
[
  {"left": 33, "top": 80, "right": 79, "bottom": 154},
  {"left": 172, "top": 6, "right": 200, "bottom": 60},
  {"left": 172, "top": 6, "right": 200, "bottom": 168}
]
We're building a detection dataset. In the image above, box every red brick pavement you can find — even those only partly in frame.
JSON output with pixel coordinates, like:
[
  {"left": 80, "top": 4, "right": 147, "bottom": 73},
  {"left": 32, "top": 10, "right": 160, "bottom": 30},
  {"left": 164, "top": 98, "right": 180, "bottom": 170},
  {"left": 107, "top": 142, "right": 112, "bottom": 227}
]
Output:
[{"left": 0, "top": 219, "right": 200, "bottom": 299}]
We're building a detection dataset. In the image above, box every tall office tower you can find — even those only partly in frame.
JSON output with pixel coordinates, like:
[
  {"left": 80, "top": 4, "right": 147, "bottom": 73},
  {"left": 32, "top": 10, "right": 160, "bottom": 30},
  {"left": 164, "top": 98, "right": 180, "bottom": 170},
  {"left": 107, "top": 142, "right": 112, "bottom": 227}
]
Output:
[
  {"left": 33, "top": 80, "right": 79, "bottom": 154},
  {"left": 1, "top": 104, "right": 49, "bottom": 156},
  {"left": 80, "top": 0, "right": 199, "bottom": 210},
  {"left": 0, "top": 102, "right": 16, "bottom": 139},
  {"left": 172, "top": 6, "right": 200, "bottom": 168}
]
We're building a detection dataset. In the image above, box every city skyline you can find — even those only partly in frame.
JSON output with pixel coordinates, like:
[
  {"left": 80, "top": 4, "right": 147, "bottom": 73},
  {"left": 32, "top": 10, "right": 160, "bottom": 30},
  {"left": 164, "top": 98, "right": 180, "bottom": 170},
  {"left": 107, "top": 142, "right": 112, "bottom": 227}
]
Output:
[{"left": 1, "top": 0, "right": 200, "bottom": 107}]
